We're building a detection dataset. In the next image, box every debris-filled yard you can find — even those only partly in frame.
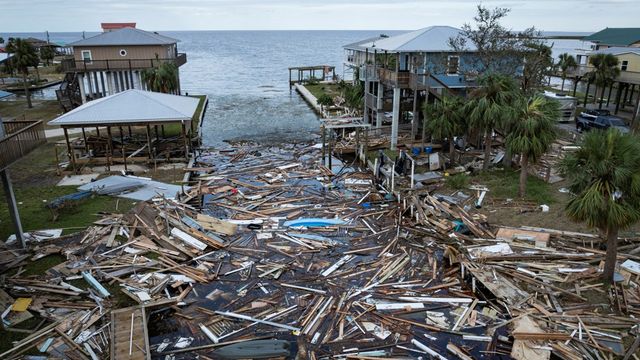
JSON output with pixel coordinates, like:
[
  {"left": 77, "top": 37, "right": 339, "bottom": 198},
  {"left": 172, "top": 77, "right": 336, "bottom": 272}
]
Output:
[{"left": 1, "top": 142, "right": 640, "bottom": 359}]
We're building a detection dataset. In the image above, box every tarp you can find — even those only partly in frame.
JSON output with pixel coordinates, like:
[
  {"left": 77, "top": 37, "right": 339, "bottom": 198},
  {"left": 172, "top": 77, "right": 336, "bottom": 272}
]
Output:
[
  {"left": 78, "top": 175, "right": 186, "bottom": 201},
  {"left": 0, "top": 90, "right": 14, "bottom": 99}
]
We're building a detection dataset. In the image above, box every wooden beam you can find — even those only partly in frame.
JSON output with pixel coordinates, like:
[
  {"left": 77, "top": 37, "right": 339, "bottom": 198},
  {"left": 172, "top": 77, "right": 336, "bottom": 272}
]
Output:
[
  {"left": 106, "top": 126, "right": 113, "bottom": 171},
  {"left": 146, "top": 125, "right": 153, "bottom": 160},
  {"left": 63, "top": 127, "right": 76, "bottom": 173}
]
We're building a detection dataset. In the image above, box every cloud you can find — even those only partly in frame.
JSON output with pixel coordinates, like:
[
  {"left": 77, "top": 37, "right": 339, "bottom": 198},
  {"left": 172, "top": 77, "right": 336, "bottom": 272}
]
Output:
[{"left": 0, "top": 0, "right": 636, "bottom": 31}]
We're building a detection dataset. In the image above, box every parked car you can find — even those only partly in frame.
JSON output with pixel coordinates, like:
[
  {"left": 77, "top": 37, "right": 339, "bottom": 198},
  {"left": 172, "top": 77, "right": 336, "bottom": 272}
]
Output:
[{"left": 576, "top": 110, "right": 630, "bottom": 133}]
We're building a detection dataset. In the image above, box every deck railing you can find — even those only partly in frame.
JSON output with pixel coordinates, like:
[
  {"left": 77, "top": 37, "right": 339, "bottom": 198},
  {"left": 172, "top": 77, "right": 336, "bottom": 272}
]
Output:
[
  {"left": 60, "top": 53, "right": 188, "bottom": 72},
  {"left": 568, "top": 65, "right": 640, "bottom": 85},
  {"left": 0, "top": 120, "right": 46, "bottom": 171}
]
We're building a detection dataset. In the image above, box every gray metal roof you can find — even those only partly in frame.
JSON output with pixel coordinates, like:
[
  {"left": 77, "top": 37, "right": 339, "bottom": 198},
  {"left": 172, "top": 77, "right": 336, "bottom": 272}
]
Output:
[
  {"left": 48, "top": 89, "right": 200, "bottom": 127},
  {"left": 357, "top": 26, "right": 474, "bottom": 53},
  {"left": 68, "top": 27, "right": 178, "bottom": 47},
  {"left": 78, "top": 175, "right": 186, "bottom": 201},
  {"left": 0, "top": 53, "right": 12, "bottom": 64},
  {"left": 343, "top": 35, "right": 390, "bottom": 51},
  {"left": 589, "top": 46, "right": 640, "bottom": 56}
]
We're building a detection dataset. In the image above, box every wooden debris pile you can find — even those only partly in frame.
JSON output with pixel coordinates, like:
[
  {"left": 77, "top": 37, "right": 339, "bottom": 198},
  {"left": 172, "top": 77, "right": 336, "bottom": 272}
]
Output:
[{"left": 2, "top": 142, "right": 639, "bottom": 360}]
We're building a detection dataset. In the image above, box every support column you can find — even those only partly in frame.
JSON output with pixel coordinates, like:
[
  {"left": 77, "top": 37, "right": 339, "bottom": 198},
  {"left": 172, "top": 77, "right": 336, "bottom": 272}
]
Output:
[
  {"left": 86, "top": 72, "right": 94, "bottom": 99},
  {"left": 391, "top": 87, "right": 400, "bottom": 150},
  {"left": 181, "top": 121, "right": 189, "bottom": 158},
  {"left": 100, "top": 72, "right": 106, "bottom": 97},
  {"left": 363, "top": 81, "right": 370, "bottom": 124},
  {"left": 376, "top": 82, "right": 384, "bottom": 128},
  {"left": 146, "top": 125, "right": 153, "bottom": 159},
  {"left": 411, "top": 89, "right": 418, "bottom": 141},
  {"left": 63, "top": 127, "right": 77, "bottom": 172},
  {"left": 78, "top": 74, "right": 87, "bottom": 104},
  {"left": 633, "top": 92, "right": 640, "bottom": 127},
  {"left": 1, "top": 169, "right": 25, "bottom": 249},
  {"left": 106, "top": 72, "right": 114, "bottom": 95},
  {"left": 622, "top": 84, "right": 630, "bottom": 109}
]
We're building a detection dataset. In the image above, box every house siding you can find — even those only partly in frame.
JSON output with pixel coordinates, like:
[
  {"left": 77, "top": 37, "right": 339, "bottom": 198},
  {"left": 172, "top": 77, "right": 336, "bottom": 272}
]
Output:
[{"left": 73, "top": 45, "right": 176, "bottom": 62}]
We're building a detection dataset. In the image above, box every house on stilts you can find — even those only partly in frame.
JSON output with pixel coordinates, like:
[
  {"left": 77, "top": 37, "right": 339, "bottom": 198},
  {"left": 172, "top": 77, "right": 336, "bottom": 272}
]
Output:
[
  {"left": 56, "top": 23, "right": 187, "bottom": 111},
  {"left": 343, "top": 25, "right": 523, "bottom": 150}
]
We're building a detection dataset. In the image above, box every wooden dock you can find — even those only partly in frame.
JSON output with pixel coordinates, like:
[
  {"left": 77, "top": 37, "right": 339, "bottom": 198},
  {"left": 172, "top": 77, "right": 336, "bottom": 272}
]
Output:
[{"left": 110, "top": 306, "right": 150, "bottom": 360}]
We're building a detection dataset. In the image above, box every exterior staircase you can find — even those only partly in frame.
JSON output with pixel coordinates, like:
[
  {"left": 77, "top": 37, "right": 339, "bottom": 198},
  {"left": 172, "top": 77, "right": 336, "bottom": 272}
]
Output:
[{"left": 56, "top": 72, "right": 82, "bottom": 112}]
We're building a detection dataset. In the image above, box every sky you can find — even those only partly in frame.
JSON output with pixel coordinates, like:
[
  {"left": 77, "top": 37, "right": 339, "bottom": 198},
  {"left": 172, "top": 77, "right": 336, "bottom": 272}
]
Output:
[{"left": 0, "top": 0, "right": 637, "bottom": 32}]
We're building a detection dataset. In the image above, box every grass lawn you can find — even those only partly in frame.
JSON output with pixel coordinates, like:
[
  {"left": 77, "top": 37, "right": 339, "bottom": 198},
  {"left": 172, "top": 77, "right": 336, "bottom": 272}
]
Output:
[
  {"left": 160, "top": 94, "right": 207, "bottom": 136},
  {"left": 0, "top": 99, "right": 63, "bottom": 128},
  {"left": 0, "top": 142, "right": 136, "bottom": 241},
  {"left": 0, "top": 185, "right": 136, "bottom": 240},
  {"left": 304, "top": 83, "right": 341, "bottom": 100}
]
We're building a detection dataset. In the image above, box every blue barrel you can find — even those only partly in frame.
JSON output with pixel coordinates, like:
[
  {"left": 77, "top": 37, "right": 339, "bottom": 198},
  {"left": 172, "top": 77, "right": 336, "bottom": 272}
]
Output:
[
  {"left": 411, "top": 147, "right": 421, "bottom": 156},
  {"left": 425, "top": 146, "right": 433, "bottom": 154}
]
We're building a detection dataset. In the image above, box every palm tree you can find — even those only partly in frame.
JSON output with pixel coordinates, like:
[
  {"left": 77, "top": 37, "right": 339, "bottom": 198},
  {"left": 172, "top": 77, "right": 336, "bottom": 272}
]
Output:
[
  {"left": 588, "top": 53, "right": 620, "bottom": 109},
  {"left": 506, "top": 95, "right": 558, "bottom": 197},
  {"left": 40, "top": 46, "right": 55, "bottom": 66},
  {"left": 559, "top": 129, "right": 640, "bottom": 284},
  {"left": 11, "top": 38, "right": 38, "bottom": 109},
  {"left": 141, "top": 62, "right": 178, "bottom": 93},
  {"left": 337, "top": 81, "right": 363, "bottom": 115},
  {"left": 557, "top": 53, "right": 577, "bottom": 92},
  {"left": 466, "top": 73, "right": 518, "bottom": 170},
  {"left": 423, "top": 95, "right": 466, "bottom": 167}
]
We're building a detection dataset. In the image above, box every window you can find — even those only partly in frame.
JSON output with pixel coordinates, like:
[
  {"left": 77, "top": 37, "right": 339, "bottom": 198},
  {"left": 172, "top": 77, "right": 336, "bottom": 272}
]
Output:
[
  {"left": 447, "top": 56, "right": 460, "bottom": 75},
  {"left": 119, "top": 49, "right": 127, "bottom": 57},
  {"left": 621, "top": 60, "right": 628, "bottom": 71},
  {"left": 81, "top": 50, "right": 92, "bottom": 63}
]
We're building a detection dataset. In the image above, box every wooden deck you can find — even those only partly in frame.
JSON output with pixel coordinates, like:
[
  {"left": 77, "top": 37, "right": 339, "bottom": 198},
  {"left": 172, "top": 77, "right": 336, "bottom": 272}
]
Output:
[{"left": 110, "top": 306, "right": 150, "bottom": 360}]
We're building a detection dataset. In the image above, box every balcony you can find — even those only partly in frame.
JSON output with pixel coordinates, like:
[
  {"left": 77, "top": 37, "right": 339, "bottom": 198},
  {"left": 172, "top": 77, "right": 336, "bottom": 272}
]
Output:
[
  {"left": 0, "top": 120, "right": 46, "bottom": 171},
  {"left": 378, "top": 68, "right": 410, "bottom": 88},
  {"left": 359, "top": 64, "right": 379, "bottom": 81},
  {"left": 568, "top": 65, "right": 640, "bottom": 85},
  {"left": 60, "top": 53, "right": 188, "bottom": 72}
]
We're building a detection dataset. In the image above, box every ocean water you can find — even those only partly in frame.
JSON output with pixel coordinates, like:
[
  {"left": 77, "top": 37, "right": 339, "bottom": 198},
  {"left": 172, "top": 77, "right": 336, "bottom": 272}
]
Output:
[
  {"left": 1, "top": 30, "right": 592, "bottom": 145},
  {"left": 2, "top": 30, "right": 387, "bottom": 146}
]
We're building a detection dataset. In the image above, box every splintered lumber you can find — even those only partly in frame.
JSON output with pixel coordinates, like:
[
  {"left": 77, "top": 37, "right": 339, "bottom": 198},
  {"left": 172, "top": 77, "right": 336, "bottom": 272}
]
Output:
[
  {"left": 447, "top": 343, "right": 473, "bottom": 360},
  {"left": 321, "top": 255, "right": 354, "bottom": 277},
  {"left": 466, "top": 265, "right": 530, "bottom": 305},
  {"left": 170, "top": 227, "right": 207, "bottom": 251},
  {"left": 214, "top": 311, "right": 301, "bottom": 332},
  {"left": 510, "top": 316, "right": 551, "bottom": 360},
  {"left": 196, "top": 214, "right": 238, "bottom": 235},
  {"left": 411, "top": 339, "right": 449, "bottom": 360}
]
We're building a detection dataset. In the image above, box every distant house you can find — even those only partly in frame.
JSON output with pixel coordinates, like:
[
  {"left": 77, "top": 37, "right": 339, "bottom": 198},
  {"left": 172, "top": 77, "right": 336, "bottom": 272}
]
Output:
[
  {"left": 23, "top": 37, "right": 62, "bottom": 52},
  {"left": 344, "top": 26, "right": 512, "bottom": 149},
  {"left": 101, "top": 22, "right": 137, "bottom": 32},
  {"left": 57, "top": 23, "right": 187, "bottom": 111},
  {"left": 582, "top": 28, "right": 640, "bottom": 50},
  {"left": 565, "top": 28, "right": 640, "bottom": 116}
]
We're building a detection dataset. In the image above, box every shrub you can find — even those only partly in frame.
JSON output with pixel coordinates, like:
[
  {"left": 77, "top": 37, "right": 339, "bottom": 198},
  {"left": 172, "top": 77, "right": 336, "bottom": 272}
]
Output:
[{"left": 446, "top": 173, "right": 469, "bottom": 190}]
